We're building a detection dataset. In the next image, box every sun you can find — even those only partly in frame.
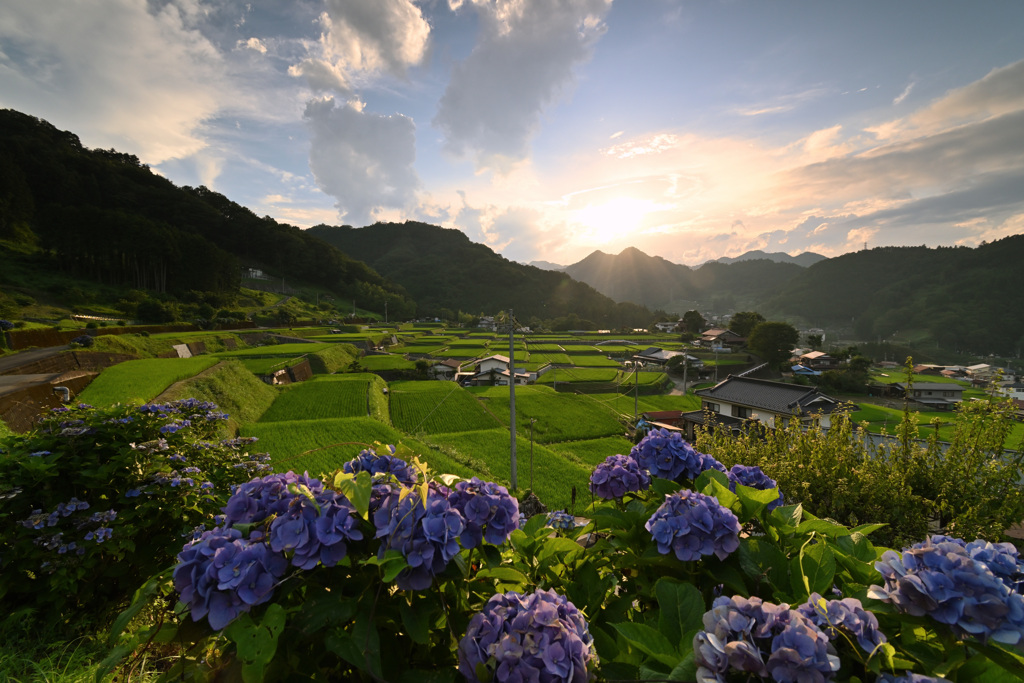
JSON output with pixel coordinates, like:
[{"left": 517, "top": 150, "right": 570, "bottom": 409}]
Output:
[{"left": 572, "top": 196, "right": 657, "bottom": 244}]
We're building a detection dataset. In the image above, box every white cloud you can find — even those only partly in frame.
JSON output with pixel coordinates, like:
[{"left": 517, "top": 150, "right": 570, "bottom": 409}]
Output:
[
  {"left": 304, "top": 96, "right": 420, "bottom": 225},
  {"left": 0, "top": 0, "right": 228, "bottom": 163},
  {"left": 289, "top": 0, "right": 430, "bottom": 93},
  {"left": 434, "top": 0, "right": 613, "bottom": 172},
  {"left": 893, "top": 80, "right": 914, "bottom": 106},
  {"left": 238, "top": 36, "right": 267, "bottom": 53}
]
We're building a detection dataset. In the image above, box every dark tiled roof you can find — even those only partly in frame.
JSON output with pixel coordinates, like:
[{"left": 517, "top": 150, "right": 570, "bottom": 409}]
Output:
[
  {"left": 894, "top": 382, "right": 964, "bottom": 392},
  {"left": 695, "top": 375, "right": 844, "bottom": 416}
]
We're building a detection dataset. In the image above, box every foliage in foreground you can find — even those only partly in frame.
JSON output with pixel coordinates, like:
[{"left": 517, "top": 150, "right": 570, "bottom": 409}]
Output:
[{"left": 98, "top": 429, "right": 1024, "bottom": 682}]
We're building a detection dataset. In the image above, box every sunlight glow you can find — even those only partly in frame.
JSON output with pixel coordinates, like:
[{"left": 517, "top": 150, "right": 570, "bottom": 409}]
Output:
[{"left": 572, "top": 197, "right": 661, "bottom": 244}]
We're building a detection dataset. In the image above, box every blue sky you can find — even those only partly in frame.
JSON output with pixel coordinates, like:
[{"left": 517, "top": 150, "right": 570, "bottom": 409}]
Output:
[{"left": 2, "top": 0, "right": 1023, "bottom": 266}]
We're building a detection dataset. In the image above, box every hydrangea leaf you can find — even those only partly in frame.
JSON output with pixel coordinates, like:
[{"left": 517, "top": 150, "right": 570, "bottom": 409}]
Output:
[
  {"left": 399, "top": 599, "right": 431, "bottom": 645},
  {"left": 738, "top": 537, "right": 789, "bottom": 591},
  {"left": 612, "top": 621, "right": 682, "bottom": 668},
  {"left": 654, "top": 578, "right": 704, "bottom": 649},
  {"left": 224, "top": 603, "right": 285, "bottom": 683},
  {"left": 790, "top": 541, "right": 836, "bottom": 600},
  {"left": 733, "top": 484, "right": 783, "bottom": 520}
]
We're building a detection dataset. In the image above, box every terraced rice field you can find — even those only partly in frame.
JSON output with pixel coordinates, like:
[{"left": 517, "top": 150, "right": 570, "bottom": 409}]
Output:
[
  {"left": 536, "top": 368, "right": 618, "bottom": 383},
  {"left": 422, "top": 429, "right": 590, "bottom": 512},
  {"left": 547, "top": 436, "right": 636, "bottom": 467},
  {"left": 358, "top": 354, "right": 416, "bottom": 371},
  {"left": 241, "top": 417, "right": 407, "bottom": 476},
  {"left": 258, "top": 374, "right": 389, "bottom": 423},
  {"left": 473, "top": 385, "right": 627, "bottom": 443},
  {"left": 560, "top": 353, "right": 620, "bottom": 367},
  {"left": 215, "top": 342, "right": 332, "bottom": 358},
  {"left": 77, "top": 356, "right": 220, "bottom": 407},
  {"left": 389, "top": 381, "right": 502, "bottom": 434}
]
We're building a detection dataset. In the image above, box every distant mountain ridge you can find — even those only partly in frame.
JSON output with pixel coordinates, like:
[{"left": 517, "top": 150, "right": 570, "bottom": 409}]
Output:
[{"left": 709, "top": 249, "right": 825, "bottom": 267}]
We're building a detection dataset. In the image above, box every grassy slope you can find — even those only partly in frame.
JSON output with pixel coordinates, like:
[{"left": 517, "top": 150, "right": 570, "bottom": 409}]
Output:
[
  {"left": 472, "top": 385, "right": 627, "bottom": 443},
  {"left": 77, "top": 356, "right": 219, "bottom": 407},
  {"left": 259, "top": 374, "right": 390, "bottom": 424},
  {"left": 160, "top": 360, "right": 277, "bottom": 432},
  {"left": 389, "top": 381, "right": 501, "bottom": 435}
]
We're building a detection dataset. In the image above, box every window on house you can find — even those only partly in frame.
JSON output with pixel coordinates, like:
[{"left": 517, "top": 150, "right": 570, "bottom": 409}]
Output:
[
  {"left": 731, "top": 405, "right": 752, "bottom": 419},
  {"left": 943, "top": 391, "right": 953, "bottom": 397},
  {"left": 704, "top": 402, "right": 720, "bottom": 413}
]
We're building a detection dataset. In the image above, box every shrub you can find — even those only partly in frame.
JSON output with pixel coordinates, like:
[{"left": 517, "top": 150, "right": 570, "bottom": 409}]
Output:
[{"left": 0, "top": 400, "right": 271, "bottom": 633}]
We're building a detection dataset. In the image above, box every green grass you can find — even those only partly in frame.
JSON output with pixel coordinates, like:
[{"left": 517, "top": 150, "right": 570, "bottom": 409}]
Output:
[
  {"left": 161, "top": 360, "right": 277, "bottom": 431},
  {"left": 547, "top": 436, "right": 636, "bottom": 467},
  {"left": 850, "top": 401, "right": 1024, "bottom": 447},
  {"left": 561, "top": 353, "right": 620, "bottom": 367},
  {"left": 307, "top": 344, "right": 359, "bottom": 373},
  {"left": 235, "top": 357, "right": 310, "bottom": 375},
  {"left": 528, "top": 352, "right": 572, "bottom": 365},
  {"left": 537, "top": 368, "right": 618, "bottom": 383},
  {"left": 214, "top": 342, "right": 333, "bottom": 358},
  {"left": 389, "top": 381, "right": 502, "bottom": 434},
  {"left": 258, "top": 374, "right": 389, "bottom": 423},
  {"left": 870, "top": 373, "right": 970, "bottom": 386},
  {"left": 358, "top": 354, "right": 416, "bottom": 371},
  {"left": 473, "top": 385, "right": 628, "bottom": 443},
  {"left": 422, "top": 429, "right": 591, "bottom": 512},
  {"left": 242, "top": 417, "right": 407, "bottom": 476},
  {"left": 77, "top": 356, "right": 220, "bottom": 407}
]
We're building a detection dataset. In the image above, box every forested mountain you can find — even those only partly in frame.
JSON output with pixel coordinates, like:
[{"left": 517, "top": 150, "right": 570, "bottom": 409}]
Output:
[
  {"left": 0, "top": 109, "right": 412, "bottom": 315},
  {"left": 710, "top": 249, "right": 825, "bottom": 267},
  {"left": 562, "top": 246, "right": 804, "bottom": 313},
  {"left": 763, "top": 238, "right": 1024, "bottom": 355},
  {"left": 307, "top": 222, "right": 658, "bottom": 329}
]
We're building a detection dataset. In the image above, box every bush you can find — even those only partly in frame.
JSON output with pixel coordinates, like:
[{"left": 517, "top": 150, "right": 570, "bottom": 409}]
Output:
[
  {"left": 100, "top": 436, "right": 1024, "bottom": 682},
  {"left": 70, "top": 334, "right": 94, "bottom": 347},
  {"left": 0, "top": 400, "right": 272, "bottom": 633}
]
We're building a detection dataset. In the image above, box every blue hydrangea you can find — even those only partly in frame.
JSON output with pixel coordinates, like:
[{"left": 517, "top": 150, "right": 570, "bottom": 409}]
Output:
[
  {"left": 589, "top": 454, "right": 651, "bottom": 500},
  {"left": 458, "top": 588, "right": 597, "bottom": 683},
  {"left": 796, "top": 592, "right": 887, "bottom": 654},
  {"left": 629, "top": 428, "right": 724, "bottom": 481},
  {"left": 267, "top": 489, "right": 363, "bottom": 570},
  {"left": 727, "top": 464, "right": 785, "bottom": 511},
  {"left": 373, "top": 482, "right": 465, "bottom": 590},
  {"left": 546, "top": 510, "right": 577, "bottom": 531},
  {"left": 869, "top": 535, "right": 1024, "bottom": 645},
  {"left": 447, "top": 477, "right": 520, "bottom": 549},
  {"left": 694, "top": 595, "right": 839, "bottom": 683},
  {"left": 222, "top": 471, "right": 324, "bottom": 527},
  {"left": 173, "top": 526, "right": 288, "bottom": 630},
  {"left": 342, "top": 447, "right": 418, "bottom": 484},
  {"left": 918, "top": 535, "right": 1024, "bottom": 594},
  {"left": 877, "top": 674, "right": 944, "bottom": 683},
  {"left": 646, "top": 490, "right": 741, "bottom": 562}
]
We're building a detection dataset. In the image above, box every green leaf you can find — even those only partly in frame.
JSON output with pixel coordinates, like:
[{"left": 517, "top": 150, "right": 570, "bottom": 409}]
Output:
[
  {"left": 790, "top": 541, "right": 835, "bottom": 599},
  {"left": 612, "top": 622, "right": 683, "bottom": 668},
  {"left": 107, "top": 571, "right": 168, "bottom": 646},
  {"left": 668, "top": 652, "right": 697, "bottom": 681},
  {"left": 481, "top": 544, "right": 503, "bottom": 568},
  {"left": 649, "top": 476, "right": 681, "bottom": 496},
  {"left": 476, "top": 567, "right": 530, "bottom": 586},
  {"left": 225, "top": 603, "right": 286, "bottom": 683},
  {"left": 732, "top": 484, "right": 782, "bottom": 520},
  {"left": 334, "top": 470, "right": 373, "bottom": 518},
  {"left": 793, "top": 518, "right": 852, "bottom": 538},
  {"left": 654, "top": 579, "right": 704, "bottom": 650},
  {"left": 977, "top": 641, "right": 1024, "bottom": 679},
  {"left": 848, "top": 523, "right": 887, "bottom": 537},
  {"left": 695, "top": 468, "right": 730, "bottom": 491},
  {"left": 770, "top": 503, "right": 803, "bottom": 529},
  {"left": 399, "top": 600, "right": 431, "bottom": 645},
  {"left": 738, "top": 537, "right": 789, "bottom": 590}
]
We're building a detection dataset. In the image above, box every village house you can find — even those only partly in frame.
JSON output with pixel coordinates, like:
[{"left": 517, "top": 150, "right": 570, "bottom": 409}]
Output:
[
  {"left": 428, "top": 359, "right": 463, "bottom": 381},
  {"left": 699, "top": 328, "right": 744, "bottom": 349},
  {"left": 796, "top": 350, "right": 839, "bottom": 371},
  {"left": 893, "top": 382, "right": 965, "bottom": 410},
  {"left": 460, "top": 354, "right": 547, "bottom": 386},
  {"left": 678, "top": 375, "right": 848, "bottom": 440},
  {"left": 632, "top": 347, "right": 703, "bottom": 368},
  {"left": 653, "top": 320, "right": 683, "bottom": 333}
]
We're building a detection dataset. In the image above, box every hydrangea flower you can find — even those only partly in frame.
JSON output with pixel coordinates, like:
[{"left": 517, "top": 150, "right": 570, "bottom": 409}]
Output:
[
  {"left": 589, "top": 454, "right": 651, "bottom": 500},
  {"left": 727, "top": 464, "right": 784, "bottom": 511},
  {"left": 694, "top": 595, "right": 839, "bottom": 683},
  {"left": 646, "top": 490, "right": 741, "bottom": 562},
  {"left": 918, "top": 535, "right": 1024, "bottom": 594},
  {"left": 876, "top": 674, "right": 944, "bottom": 683},
  {"left": 447, "top": 477, "right": 520, "bottom": 549},
  {"left": 222, "top": 471, "right": 324, "bottom": 527},
  {"left": 796, "top": 593, "right": 886, "bottom": 654},
  {"left": 373, "top": 482, "right": 465, "bottom": 590},
  {"left": 458, "top": 588, "right": 597, "bottom": 683},
  {"left": 629, "top": 428, "right": 724, "bottom": 481},
  {"left": 869, "top": 535, "right": 1024, "bottom": 645},
  {"left": 173, "top": 526, "right": 288, "bottom": 630},
  {"left": 343, "top": 448, "right": 418, "bottom": 484},
  {"left": 268, "top": 489, "right": 363, "bottom": 569},
  {"left": 546, "top": 510, "right": 577, "bottom": 531}
]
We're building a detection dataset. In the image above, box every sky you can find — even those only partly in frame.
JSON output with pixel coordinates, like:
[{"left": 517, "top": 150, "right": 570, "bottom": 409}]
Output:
[{"left": 2, "top": 1, "right": 1024, "bottom": 267}]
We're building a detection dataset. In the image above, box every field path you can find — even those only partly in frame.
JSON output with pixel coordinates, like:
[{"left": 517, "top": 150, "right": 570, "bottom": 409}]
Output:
[{"left": 152, "top": 360, "right": 233, "bottom": 403}]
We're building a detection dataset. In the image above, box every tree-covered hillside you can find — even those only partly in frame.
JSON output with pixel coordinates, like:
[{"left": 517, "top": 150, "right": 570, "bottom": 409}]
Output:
[
  {"left": 307, "top": 222, "right": 659, "bottom": 328},
  {"left": 763, "top": 238, "right": 1024, "bottom": 355},
  {"left": 0, "top": 109, "right": 412, "bottom": 315}
]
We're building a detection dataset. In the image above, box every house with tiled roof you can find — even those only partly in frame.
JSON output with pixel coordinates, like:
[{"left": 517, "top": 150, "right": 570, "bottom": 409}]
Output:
[
  {"left": 699, "top": 328, "right": 745, "bottom": 348},
  {"left": 679, "top": 375, "right": 848, "bottom": 439},
  {"left": 893, "top": 382, "right": 964, "bottom": 410}
]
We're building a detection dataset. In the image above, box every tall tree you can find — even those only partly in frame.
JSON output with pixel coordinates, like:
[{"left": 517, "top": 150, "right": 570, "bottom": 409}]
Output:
[
  {"left": 748, "top": 321, "right": 799, "bottom": 368},
  {"left": 729, "top": 311, "right": 765, "bottom": 337},
  {"left": 682, "top": 310, "right": 705, "bottom": 333}
]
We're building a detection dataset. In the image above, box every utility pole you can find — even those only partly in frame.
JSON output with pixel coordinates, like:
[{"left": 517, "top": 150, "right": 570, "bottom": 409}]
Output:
[
  {"left": 508, "top": 309, "right": 517, "bottom": 492},
  {"left": 683, "top": 355, "right": 688, "bottom": 395},
  {"left": 385, "top": 299, "right": 388, "bottom": 324},
  {"left": 634, "top": 361, "right": 639, "bottom": 419},
  {"left": 530, "top": 418, "right": 536, "bottom": 491}
]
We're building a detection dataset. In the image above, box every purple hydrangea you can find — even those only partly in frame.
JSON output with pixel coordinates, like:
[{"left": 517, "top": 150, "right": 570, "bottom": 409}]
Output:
[
  {"left": 869, "top": 535, "right": 1024, "bottom": 645},
  {"left": 222, "top": 471, "right": 324, "bottom": 527},
  {"left": 447, "top": 477, "right": 520, "bottom": 549},
  {"left": 546, "top": 510, "right": 577, "bottom": 531},
  {"left": 646, "top": 490, "right": 741, "bottom": 562},
  {"left": 629, "top": 428, "right": 724, "bottom": 481},
  {"left": 589, "top": 454, "right": 651, "bottom": 500},
  {"left": 267, "top": 489, "right": 363, "bottom": 569},
  {"left": 173, "top": 526, "right": 288, "bottom": 630},
  {"left": 877, "top": 674, "right": 944, "bottom": 683},
  {"left": 373, "top": 482, "right": 465, "bottom": 590},
  {"left": 343, "top": 448, "right": 418, "bottom": 485},
  {"left": 919, "top": 535, "right": 1024, "bottom": 594},
  {"left": 796, "top": 593, "right": 887, "bottom": 654},
  {"left": 458, "top": 588, "right": 597, "bottom": 683},
  {"left": 727, "top": 464, "right": 785, "bottom": 511},
  {"left": 694, "top": 595, "right": 839, "bottom": 683}
]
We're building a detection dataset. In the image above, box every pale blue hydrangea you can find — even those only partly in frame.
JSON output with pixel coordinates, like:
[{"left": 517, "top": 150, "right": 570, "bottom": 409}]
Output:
[{"left": 646, "top": 490, "right": 741, "bottom": 562}]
